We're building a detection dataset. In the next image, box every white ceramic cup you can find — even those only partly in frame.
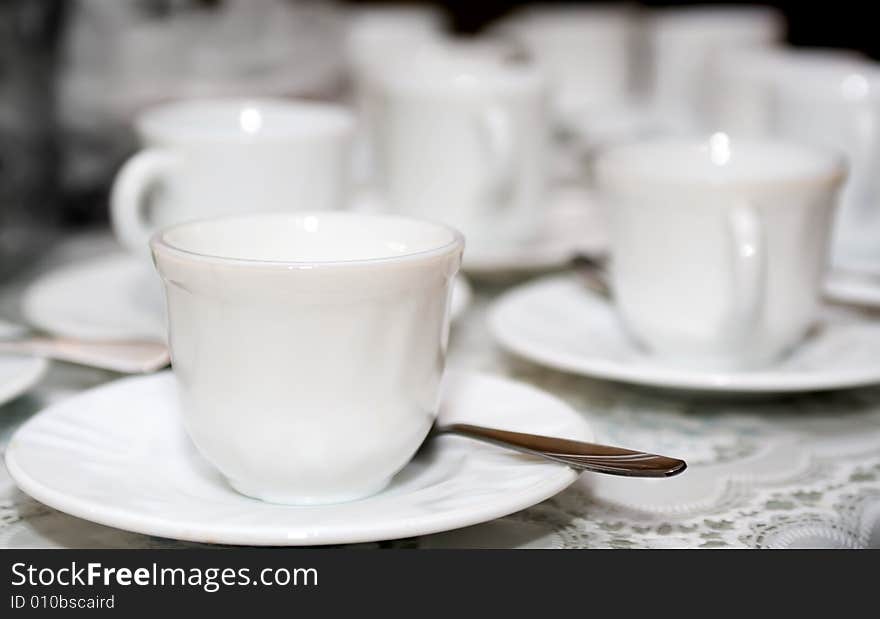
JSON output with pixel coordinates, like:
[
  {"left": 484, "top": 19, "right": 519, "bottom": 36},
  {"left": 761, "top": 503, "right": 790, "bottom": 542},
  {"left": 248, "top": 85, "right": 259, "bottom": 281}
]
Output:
[
  {"left": 772, "top": 61, "right": 880, "bottom": 269},
  {"left": 379, "top": 58, "right": 549, "bottom": 251},
  {"left": 648, "top": 6, "right": 785, "bottom": 133},
  {"left": 151, "top": 211, "right": 463, "bottom": 505},
  {"left": 345, "top": 5, "right": 447, "bottom": 183},
  {"left": 495, "top": 4, "right": 636, "bottom": 120},
  {"left": 597, "top": 135, "right": 845, "bottom": 370},
  {"left": 708, "top": 47, "right": 866, "bottom": 137},
  {"left": 111, "top": 98, "right": 354, "bottom": 255}
]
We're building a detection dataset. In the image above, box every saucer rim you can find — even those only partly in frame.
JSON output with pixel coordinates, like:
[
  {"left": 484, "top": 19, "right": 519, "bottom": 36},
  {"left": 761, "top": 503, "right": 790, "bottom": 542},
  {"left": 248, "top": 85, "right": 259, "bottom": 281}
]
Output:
[
  {"left": 21, "top": 253, "right": 165, "bottom": 342},
  {"left": 0, "top": 356, "right": 48, "bottom": 408},
  {"left": 5, "top": 369, "right": 586, "bottom": 546},
  {"left": 490, "top": 275, "right": 880, "bottom": 393}
]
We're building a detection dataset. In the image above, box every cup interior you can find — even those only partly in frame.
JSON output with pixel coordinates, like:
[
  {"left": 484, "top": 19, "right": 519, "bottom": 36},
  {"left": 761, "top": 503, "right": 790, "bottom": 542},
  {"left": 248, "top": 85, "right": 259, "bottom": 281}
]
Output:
[
  {"left": 597, "top": 135, "right": 845, "bottom": 188},
  {"left": 153, "top": 212, "right": 463, "bottom": 265},
  {"left": 138, "top": 99, "right": 352, "bottom": 143}
]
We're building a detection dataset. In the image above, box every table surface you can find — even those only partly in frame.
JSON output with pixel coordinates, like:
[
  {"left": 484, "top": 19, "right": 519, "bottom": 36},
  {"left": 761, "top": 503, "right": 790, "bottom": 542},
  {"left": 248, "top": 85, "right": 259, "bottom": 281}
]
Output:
[{"left": 2, "top": 232, "right": 879, "bottom": 549}]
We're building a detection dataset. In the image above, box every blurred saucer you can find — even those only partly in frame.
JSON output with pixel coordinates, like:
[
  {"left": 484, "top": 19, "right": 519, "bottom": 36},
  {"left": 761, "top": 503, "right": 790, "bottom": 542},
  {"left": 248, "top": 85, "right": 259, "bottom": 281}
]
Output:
[
  {"left": 5, "top": 370, "right": 590, "bottom": 546},
  {"left": 825, "top": 268, "right": 880, "bottom": 309},
  {"left": 463, "top": 186, "right": 607, "bottom": 275},
  {"left": 22, "top": 254, "right": 166, "bottom": 341},
  {"left": 353, "top": 186, "right": 608, "bottom": 275},
  {"left": 21, "top": 253, "right": 472, "bottom": 342},
  {"left": 490, "top": 274, "right": 880, "bottom": 393},
  {"left": 0, "top": 320, "right": 48, "bottom": 407}
]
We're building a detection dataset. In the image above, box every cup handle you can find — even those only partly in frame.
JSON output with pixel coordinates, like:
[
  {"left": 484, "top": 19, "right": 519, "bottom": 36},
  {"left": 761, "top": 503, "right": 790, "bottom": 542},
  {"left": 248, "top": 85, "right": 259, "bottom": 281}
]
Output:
[
  {"left": 726, "top": 201, "right": 765, "bottom": 338},
  {"left": 110, "top": 148, "right": 180, "bottom": 254},
  {"left": 477, "top": 103, "right": 516, "bottom": 208}
]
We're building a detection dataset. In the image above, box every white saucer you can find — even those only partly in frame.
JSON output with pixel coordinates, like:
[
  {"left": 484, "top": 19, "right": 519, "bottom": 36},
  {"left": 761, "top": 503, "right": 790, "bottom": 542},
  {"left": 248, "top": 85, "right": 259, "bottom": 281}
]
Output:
[
  {"left": 22, "top": 254, "right": 166, "bottom": 341},
  {"left": 5, "top": 369, "right": 590, "bottom": 546},
  {"left": 490, "top": 275, "right": 880, "bottom": 393},
  {"left": 463, "top": 186, "right": 607, "bottom": 274},
  {"left": 0, "top": 357, "right": 47, "bottom": 408},
  {"left": 22, "top": 253, "right": 473, "bottom": 341},
  {"left": 0, "top": 321, "right": 49, "bottom": 407},
  {"left": 825, "top": 268, "right": 880, "bottom": 309}
]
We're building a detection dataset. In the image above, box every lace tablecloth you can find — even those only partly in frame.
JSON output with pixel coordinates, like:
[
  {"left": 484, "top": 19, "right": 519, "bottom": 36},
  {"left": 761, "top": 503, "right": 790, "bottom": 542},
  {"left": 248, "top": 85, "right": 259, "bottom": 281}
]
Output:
[{"left": 2, "top": 233, "right": 879, "bottom": 549}]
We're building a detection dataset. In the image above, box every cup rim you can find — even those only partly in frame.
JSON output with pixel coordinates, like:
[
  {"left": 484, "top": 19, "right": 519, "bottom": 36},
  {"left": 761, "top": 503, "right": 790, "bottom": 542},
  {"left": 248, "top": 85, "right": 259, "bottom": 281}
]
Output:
[
  {"left": 136, "top": 98, "right": 354, "bottom": 145},
  {"left": 595, "top": 135, "right": 847, "bottom": 192},
  {"left": 150, "top": 211, "right": 465, "bottom": 269}
]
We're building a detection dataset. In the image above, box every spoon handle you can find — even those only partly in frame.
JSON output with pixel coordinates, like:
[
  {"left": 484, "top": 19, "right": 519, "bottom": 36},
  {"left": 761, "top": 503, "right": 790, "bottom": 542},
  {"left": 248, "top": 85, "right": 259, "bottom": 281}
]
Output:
[
  {"left": 0, "top": 337, "right": 170, "bottom": 374},
  {"left": 436, "top": 423, "right": 686, "bottom": 478},
  {"left": 571, "top": 253, "right": 612, "bottom": 298}
]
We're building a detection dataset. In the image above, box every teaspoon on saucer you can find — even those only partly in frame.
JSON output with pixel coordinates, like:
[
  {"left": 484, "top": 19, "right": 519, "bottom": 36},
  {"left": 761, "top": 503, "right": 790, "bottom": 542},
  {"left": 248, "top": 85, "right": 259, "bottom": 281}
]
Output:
[
  {"left": 434, "top": 423, "right": 686, "bottom": 477},
  {"left": 0, "top": 335, "right": 169, "bottom": 374},
  {"left": 571, "top": 253, "right": 611, "bottom": 297}
]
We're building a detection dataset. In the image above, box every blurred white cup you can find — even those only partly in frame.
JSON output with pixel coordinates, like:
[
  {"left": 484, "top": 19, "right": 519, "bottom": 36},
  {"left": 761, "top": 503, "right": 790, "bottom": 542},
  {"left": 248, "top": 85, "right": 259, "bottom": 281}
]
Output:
[
  {"left": 495, "top": 4, "right": 636, "bottom": 123},
  {"left": 110, "top": 98, "right": 354, "bottom": 255},
  {"left": 345, "top": 5, "right": 448, "bottom": 184},
  {"left": 379, "top": 56, "right": 550, "bottom": 251},
  {"left": 773, "top": 61, "right": 880, "bottom": 268},
  {"left": 597, "top": 135, "right": 845, "bottom": 370},
  {"left": 345, "top": 4, "right": 447, "bottom": 99},
  {"left": 648, "top": 6, "right": 785, "bottom": 133}
]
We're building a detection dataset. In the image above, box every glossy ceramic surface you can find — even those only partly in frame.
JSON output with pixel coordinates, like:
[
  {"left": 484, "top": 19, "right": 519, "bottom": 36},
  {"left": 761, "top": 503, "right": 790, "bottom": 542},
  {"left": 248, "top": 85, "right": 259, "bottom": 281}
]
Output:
[
  {"left": 111, "top": 98, "right": 355, "bottom": 255},
  {"left": 152, "top": 212, "right": 463, "bottom": 504},
  {"left": 597, "top": 136, "right": 845, "bottom": 370}
]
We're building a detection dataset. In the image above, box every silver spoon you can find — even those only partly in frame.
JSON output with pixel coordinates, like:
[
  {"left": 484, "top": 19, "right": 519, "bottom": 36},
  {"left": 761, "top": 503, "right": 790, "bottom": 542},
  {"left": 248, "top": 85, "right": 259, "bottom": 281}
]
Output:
[
  {"left": 571, "top": 253, "right": 612, "bottom": 297},
  {"left": 0, "top": 335, "right": 170, "bottom": 374},
  {"left": 434, "top": 423, "right": 686, "bottom": 478}
]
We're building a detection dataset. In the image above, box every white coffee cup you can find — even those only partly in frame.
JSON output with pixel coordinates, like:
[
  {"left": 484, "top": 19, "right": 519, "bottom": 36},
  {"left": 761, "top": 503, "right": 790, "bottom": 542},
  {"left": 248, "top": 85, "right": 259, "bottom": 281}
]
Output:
[
  {"left": 597, "top": 135, "right": 845, "bottom": 370},
  {"left": 495, "top": 4, "right": 636, "bottom": 121},
  {"left": 151, "top": 211, "right": 463, "bottom": 505},
  {"left": 345, "top": 5, "right": 447, "bottom": 183},
  {"left": 648, "top": 6, "right": 785, "bottom": 133},
  {"left": 345, "top": 5, "right": 447, "bottom": 82},
  {"left": 708, "top": 47, "right": 866, "bottom": 137},
  {"left": 111, "top": 98, "right": 354, "bottom": 255},
  {"left": 771, "top": 61, "right": 880, "bottom": 269},
  {"left": 379, "top": 58, "right": 550, "bottom": 251}
]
